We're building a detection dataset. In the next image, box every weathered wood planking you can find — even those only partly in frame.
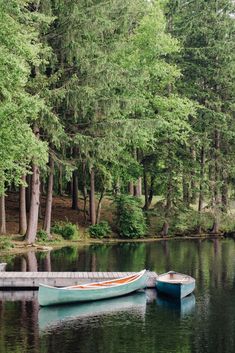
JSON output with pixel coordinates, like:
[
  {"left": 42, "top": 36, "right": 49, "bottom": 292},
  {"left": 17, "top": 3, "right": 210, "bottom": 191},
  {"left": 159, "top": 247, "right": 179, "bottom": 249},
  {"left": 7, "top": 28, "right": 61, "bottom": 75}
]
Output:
[{"left": 0, "top": 271, "right": 158, "bottom": 289}]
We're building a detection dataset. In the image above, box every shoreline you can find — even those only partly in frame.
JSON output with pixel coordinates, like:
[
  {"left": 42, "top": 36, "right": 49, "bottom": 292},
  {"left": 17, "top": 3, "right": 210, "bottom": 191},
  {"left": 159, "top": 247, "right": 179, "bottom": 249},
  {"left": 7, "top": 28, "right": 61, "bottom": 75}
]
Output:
[{"left": 0, "top": 232, "right": 232, "bottom": 256}]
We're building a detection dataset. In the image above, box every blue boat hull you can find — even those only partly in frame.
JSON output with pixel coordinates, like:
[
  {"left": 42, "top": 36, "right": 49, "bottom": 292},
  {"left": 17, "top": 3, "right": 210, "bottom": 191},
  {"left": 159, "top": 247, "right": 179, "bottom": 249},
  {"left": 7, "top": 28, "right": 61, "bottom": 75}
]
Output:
[{"left": 156, "top": 278, "right": 195, "bottom": 299}]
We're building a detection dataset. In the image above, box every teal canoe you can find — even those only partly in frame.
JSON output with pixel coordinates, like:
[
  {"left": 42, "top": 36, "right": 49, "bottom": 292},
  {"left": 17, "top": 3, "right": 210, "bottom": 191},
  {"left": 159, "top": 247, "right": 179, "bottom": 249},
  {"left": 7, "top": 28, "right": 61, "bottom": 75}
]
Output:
[
  {"left": 156, "top": 271, "right": 195, "bottom": 299},
  {"left": 38, "top": 270, "right": 148, "bottom": 306}
]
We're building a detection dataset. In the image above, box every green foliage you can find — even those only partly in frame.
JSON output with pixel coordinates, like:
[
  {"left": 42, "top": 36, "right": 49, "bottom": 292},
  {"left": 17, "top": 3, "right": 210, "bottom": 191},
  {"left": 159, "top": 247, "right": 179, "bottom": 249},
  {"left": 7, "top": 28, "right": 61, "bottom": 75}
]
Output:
[
  {"left": 219, "top": 214, "right": 235, "bottom": 234},
  {"left": 115, "top": 195, "right": 147, "bottom": 238},
  {"left": 51, "top": 221, "right": 79, "bottom": 240},
  {"left": 89, "top": 221, "right": 111, "bottom": 239},
  {"left": 36, "top": 230, "right": 49, "bottom": 242},
  {"left": 0, "top": 0, "right": 50, "bottom": 194},
  {"left": 0, "top": 237, "right": 14, "bottom": 250},
  {"left": 172, "top": 209, "right": 214, "bottom": 234}
]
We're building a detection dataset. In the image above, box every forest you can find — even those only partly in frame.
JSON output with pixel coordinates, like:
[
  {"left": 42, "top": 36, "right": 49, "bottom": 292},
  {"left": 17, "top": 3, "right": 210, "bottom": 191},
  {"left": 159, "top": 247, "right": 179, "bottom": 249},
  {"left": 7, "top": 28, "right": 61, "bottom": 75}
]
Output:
[{"left": 0, "top": 0, "right": 234, "bottom": 246}]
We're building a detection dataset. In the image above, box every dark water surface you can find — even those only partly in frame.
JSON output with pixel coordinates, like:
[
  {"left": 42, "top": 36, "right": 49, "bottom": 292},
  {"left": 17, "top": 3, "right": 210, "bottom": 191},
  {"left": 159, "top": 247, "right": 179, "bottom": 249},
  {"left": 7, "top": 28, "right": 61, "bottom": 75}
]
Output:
[{"left": 1, "top": 238, "right": 235, "bottom": 353}]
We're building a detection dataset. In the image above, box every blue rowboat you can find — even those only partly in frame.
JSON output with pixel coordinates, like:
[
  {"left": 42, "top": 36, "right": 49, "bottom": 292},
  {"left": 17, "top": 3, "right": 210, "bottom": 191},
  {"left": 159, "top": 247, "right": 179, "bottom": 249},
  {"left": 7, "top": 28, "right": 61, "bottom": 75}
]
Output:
[
  {"left": 38, "top": 270, "right": 148, "bottom": 306},
  {"left": 156, "top": 271, "right": 195, "bottom": 299},
  {"left": 39, "top": 292, "right": 147, "bottom": 331}
]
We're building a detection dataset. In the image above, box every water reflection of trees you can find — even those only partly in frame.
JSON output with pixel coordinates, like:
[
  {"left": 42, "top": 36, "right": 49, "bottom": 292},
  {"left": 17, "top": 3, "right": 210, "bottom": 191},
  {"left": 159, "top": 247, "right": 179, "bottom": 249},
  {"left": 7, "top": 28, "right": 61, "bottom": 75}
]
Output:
[{"left": 1, "top": 240, "right": 235, "bottom": 352}]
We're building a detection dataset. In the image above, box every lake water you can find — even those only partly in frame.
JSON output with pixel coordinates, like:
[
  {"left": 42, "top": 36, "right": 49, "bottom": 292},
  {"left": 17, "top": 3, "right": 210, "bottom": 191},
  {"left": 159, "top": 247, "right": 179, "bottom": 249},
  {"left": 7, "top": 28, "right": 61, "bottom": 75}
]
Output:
[{"left": 0, "top": 238, "right": 235, "bottom": 353}]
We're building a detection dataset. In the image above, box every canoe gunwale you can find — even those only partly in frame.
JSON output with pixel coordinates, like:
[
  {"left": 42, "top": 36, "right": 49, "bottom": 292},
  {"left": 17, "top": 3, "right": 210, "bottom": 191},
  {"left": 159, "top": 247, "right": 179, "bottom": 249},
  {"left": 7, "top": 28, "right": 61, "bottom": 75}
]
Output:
[
  {"left": 156, "top": 271, "right": 195, "bottom": 286},
  {"left": 38, "top": 270, "right": 147, "bottom": 292}
]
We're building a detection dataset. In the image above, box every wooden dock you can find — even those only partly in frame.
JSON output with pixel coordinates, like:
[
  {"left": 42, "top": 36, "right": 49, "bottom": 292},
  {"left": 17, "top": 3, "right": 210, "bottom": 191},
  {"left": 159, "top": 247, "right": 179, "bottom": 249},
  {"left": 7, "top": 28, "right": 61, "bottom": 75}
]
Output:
[{"left": 0, "top": 271, "right": 158, "bottom": 289}]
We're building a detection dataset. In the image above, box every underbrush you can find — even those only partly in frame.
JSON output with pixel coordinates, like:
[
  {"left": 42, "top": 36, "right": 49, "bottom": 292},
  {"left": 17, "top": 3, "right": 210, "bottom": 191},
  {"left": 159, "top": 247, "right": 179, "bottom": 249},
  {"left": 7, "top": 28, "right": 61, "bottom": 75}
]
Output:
[
  {"left": 51, "top": 221, "right": 79, "bottom": 240},
  {"left": 148, "top": 202, "right": 230, "bottom": 236},
  {"left": 0, "top": 236, "right": 14, "bottom": 250},
  {"left": 115, "top": 195, "right": 147, "bottom": 238},
  {"left": 89, "top": 221, "right": 111, "bottom": 239}
]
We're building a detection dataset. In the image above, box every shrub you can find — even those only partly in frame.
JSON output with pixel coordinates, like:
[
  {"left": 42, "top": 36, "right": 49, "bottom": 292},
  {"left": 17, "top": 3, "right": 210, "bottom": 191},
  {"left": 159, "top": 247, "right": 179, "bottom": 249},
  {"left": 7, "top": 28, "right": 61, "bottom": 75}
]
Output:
[
  {"left": 115, "top": 195, "right": 147, "bottom": 239},
  {"left": 51, "top": 221, "right": 79, "bottom": 240},
  {"left": 89, "top": 221, "right": 111, "bottom": 239},
  {"left": 36, "top": 230, "right": 49, "bottom": 242},
  {"left": 0, "top": 237, "right": 14, "bottom": 250}
]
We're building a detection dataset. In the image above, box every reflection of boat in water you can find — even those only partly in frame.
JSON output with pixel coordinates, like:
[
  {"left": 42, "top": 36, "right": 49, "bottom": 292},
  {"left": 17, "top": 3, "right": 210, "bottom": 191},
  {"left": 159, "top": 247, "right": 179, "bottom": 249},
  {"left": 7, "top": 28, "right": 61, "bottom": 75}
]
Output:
[
  {"left": 156, "top": 294, "right": 196, "bottom": 317},
  {"left": 39, "top": 292, "right": 147, "bottom": 332},
  {"left": 38, "top": 270, "right": 148, "bottom": 306}
]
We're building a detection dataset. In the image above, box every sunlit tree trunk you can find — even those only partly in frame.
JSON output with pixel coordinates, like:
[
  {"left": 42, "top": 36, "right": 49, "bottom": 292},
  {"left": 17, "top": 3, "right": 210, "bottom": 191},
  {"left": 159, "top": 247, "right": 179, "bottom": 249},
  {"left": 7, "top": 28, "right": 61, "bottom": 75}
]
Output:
[
  {"left": 128, "top": 181, "right": 134, "bottom": 195},
  {"left": 0, "top": 194, "right": 6, "bottom": 234},
  {"left": 96, "top": 189, "right": 105, "bottom": 224},
  {"left": 19, "top": 175, "right": 27, "bottom": 235},
  {"left": 25, "top": 132, "right": 41, "bottom": 246}
]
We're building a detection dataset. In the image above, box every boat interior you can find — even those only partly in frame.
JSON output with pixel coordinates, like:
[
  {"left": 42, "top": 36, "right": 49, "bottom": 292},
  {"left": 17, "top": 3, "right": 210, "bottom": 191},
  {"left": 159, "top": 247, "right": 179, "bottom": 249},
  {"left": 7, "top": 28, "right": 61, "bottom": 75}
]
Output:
[
  {"left": 158, "top": 272, "right": 194, "bottom": 284},
  {"left": 64, "top": 273, "right": 141, "bottom": 290}
]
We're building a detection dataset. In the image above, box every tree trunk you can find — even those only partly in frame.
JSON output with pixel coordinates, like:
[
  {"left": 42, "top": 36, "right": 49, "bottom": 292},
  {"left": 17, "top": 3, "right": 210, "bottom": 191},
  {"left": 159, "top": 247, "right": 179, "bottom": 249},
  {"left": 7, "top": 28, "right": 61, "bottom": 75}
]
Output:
[
  {"left": 96, "top": 189, "right": 105, "bottom": 224},
  {"left": 136, "top": 177, "right": 142, "bottom": 197},
  {"left": 147, "top": 176, "right": 154, "bottom": 209},
  {"left": 143, "top": 170, "right": 154, "bottom": 210},
  {"left": 38, "top": 182, "right": 43, "bottom": 220},
  {"left": 211, "top": 218, "right": 220, "bottom": 234},
  {"left": 26, "top": 174, "right": 31, "bottom": 213},
  {"left": 43, "top": 156, "right": 54, "bottom": 237},
  {"left": 161, "top": 175, "right": 172, "bottom": 237},
  {"left": 89, "top": 168, "right": 96, "bottom": 225},
  {"left": 114, "top": 178, "right": 120, "bottom": 196},
  {"left": 19, "top": 175, "right": 27, "bottom": 235},
  {"left": 161, "top": 221, "right": 169, "bottom": 237},
  {"left": 221, "top": 169, "right": 228, "bottom": 213},
  {"left": 143, "top": 166, "right": 148, "bottom": 210},
  {"left": 82, "top": 161, "right": 88, "bottom": 222},
  {"left": 190, "top": 147, "right": 197, "bottom": 204},
  {"left": 0, "top": 194, "right": 6, "bottom": 235},
  {"left": 25, "top": 163, "right": 40, "bottom": 244},
  {"left": 128, "top": 181, "right": 134, "bottom": 195},
  {"left": 212, "top": 129, "right": 221, "bottom": 233},
  {"left": 182, "top": 175, "right": 190, "bottom": 207},
  {"left": 58, "top": 164, "right": 63, "bottom": 196},
  {"left": 71, "top": 169, "right": 79, "bottom": 210},
  {"left": 197, "top": 146, "right": 205, "bottom": 234}
]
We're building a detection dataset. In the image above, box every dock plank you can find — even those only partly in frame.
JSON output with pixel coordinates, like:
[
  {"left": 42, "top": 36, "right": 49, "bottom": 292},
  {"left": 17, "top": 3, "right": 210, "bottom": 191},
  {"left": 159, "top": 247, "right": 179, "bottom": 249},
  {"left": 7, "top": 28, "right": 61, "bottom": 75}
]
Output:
[{"left": 0, "top": 271, "right": 157, "bottom": 289}]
